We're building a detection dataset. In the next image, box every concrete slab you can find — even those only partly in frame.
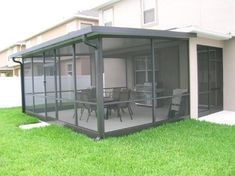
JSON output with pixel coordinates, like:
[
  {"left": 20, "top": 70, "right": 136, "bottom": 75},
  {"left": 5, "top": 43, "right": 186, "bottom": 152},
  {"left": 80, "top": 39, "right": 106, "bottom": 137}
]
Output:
[
  {"left": 19, "top": 121, "right": 50, "bottom": 129},
  {"left": 199, "top": 111, "right": 235, "bottom": 125}
]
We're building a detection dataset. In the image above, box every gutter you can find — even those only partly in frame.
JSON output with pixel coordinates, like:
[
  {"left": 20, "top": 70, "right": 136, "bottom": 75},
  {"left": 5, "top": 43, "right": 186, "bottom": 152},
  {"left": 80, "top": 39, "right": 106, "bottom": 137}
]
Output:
[
  {"left": 12, "top": 57, "right": 25, "bottom": 113},
  {"left": 171, "top": 26, "right": 232, "bottom": 40}
]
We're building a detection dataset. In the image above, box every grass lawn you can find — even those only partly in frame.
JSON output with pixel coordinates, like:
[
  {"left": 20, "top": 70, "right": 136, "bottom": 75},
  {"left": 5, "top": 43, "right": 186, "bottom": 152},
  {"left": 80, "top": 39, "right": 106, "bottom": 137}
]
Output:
[{"left": 0, "top": 108, "right": 234, "bottom": 176}]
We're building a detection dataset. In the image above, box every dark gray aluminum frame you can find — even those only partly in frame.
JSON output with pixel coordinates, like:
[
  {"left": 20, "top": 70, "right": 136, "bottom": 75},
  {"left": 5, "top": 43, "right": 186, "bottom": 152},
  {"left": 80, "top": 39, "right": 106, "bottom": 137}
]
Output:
[
  {"left": 72, "top": 44, "right": 78, "bottom": 126},
  {"left": 197, "top": 45, "right": 223, "bottom": 117},
  {"left": 31, "top": 57, "right": 36, "bottom": 112},
  {"left": 11, "top": 26, "right": 194, "bottom": 138},
  {"left": 53, "top": 49, "right": 59, "bottom": 120},
  {"left": 43, "top": 52, "right": 48, "bottom": 118}
]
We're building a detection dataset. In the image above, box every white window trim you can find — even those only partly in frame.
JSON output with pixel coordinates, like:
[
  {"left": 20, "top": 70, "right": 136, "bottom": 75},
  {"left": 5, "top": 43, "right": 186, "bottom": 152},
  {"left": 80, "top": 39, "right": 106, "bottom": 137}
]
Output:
[
  {"left": 102, "top": 7, "right": 114, "bottom": 26},
  {"left": 141, "top": 0, "right": 158, "bottom": 26},
  {"left": 79, "top": 20, "right": 96, "bottom": 29},
  {"left": 67, "top": 63, "right": 73, "bottom": 76}
]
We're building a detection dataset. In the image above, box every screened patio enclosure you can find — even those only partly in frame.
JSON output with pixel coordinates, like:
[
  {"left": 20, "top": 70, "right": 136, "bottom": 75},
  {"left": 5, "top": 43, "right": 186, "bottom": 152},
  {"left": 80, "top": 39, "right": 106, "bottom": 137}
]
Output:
[{"left": 12, "top": 26, "right": 195, "bottom": 138}]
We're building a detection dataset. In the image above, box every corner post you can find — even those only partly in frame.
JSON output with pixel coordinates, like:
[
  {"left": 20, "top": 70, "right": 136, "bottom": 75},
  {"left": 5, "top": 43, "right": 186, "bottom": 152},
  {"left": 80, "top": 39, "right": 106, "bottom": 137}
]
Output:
[
  {"left": 95, "top": 37, "right": 105, "bottom": 138},
  {"left": 72, "top": 44, "right": 78, "bottom": 126},
  {"left": 189, "top": 38, "right": 198, "bottom": 119},
  {"left": 151, "top": 39, "right": 156, "bottom": 123}
]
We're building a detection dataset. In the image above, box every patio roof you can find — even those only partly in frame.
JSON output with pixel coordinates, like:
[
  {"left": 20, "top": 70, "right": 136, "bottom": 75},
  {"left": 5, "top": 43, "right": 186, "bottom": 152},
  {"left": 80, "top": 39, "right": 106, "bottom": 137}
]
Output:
[{"left": 10, "top": 26, "right": 196, "bottom": 58}]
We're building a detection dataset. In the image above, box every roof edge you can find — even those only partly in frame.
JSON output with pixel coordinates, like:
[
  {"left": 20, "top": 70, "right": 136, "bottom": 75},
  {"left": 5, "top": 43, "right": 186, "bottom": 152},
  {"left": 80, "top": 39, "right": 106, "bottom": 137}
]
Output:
[
  {"left": 171, "top": 26, "right": 232, "bottom": 40},
  {"left": 10, "top": 26, "right": 196, "bottom": 58}
]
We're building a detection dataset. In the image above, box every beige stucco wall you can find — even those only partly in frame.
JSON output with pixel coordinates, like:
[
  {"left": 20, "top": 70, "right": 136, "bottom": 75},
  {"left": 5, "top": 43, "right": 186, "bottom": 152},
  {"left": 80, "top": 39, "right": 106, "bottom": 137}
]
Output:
[
  {"left": 0, "top": 51, "right": 8, "bottom": 67},
  {"left": 223, "top": 37, "right": 235, "bottom": 111},
  {"left": 26, "top": 18, "right": 98, "bottom": 48},
  {"left": 25, "top": 19, "right": 77, "bottom": 48},
  {"left": 60, "top": 56, "right": 91, "bottom": 76},
  {"left": 189, "top": 37, "right": 224, "bottom": 118},
  {"left": 99, "top": 0, "right": 235, "bottom": 34},
  {"left": 0, "top": 44, "right": 25, "bottom": 76},
  {"left": 99, "top": 0, "right": 142, "bottom": 28},
  {"left": 104, "top": 58, "right": 126, "bottom": 88}
]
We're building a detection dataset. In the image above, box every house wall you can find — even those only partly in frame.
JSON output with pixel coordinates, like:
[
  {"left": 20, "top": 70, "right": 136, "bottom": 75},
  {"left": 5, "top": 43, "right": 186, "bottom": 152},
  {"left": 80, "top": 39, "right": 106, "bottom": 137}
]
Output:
[
  {"left": 98, "top": 0, "right": 235, "bottom": 34},
  {"left": 25, "top": 19, "right": 78, "bottom": 48},
  {"left": 99, "top": 0, "right": 142, "bottom": 28},
  {"left": 223, "top": 37, "right": 235, "bottom": 111},
  {"left": 0, "top": 50, "right": 8, "bottom": 68},
  {"left": 0, "top": 45, "right": 25, "bottom": 77},
  {"left": 60, "top": 56, "right": 91, "bottom": 76},
  {"left": 189, "top": 37, "right": 224, "bottom": 118},
  {"left": 26, "top": 18, "right": 98, "bottom": 48},
  {"left": 104, "top": 58, "right": 126, "bottom": 88}
]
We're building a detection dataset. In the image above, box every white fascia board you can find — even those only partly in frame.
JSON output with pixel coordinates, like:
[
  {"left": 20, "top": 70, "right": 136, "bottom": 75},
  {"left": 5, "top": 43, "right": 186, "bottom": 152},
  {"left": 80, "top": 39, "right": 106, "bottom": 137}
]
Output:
[{"left": 172, "top": 26, "right": 232, "bottom": 40}]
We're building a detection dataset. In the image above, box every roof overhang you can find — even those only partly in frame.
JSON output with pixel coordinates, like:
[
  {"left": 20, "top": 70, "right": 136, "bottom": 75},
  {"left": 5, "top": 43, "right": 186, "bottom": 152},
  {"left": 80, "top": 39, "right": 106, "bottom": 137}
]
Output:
[
  {"left": 171, "top": 26, "right": 232, "bottom": 40},
  {"left": 10, "top": 26, "right": 196, "bottom": 58}
]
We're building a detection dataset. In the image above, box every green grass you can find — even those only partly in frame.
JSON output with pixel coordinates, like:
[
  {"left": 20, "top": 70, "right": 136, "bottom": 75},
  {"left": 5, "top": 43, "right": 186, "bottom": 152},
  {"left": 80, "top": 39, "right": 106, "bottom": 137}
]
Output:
[{"left": 0, "top": 108, "right": 234, "bottom": 176}]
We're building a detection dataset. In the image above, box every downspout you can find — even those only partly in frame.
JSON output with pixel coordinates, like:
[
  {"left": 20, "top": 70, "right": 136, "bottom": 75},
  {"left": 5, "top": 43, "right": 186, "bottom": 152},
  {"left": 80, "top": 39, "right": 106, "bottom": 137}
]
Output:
[
  {"left": 82, "top": 35, "right": 97, "bottom": 49},
  {"left": 12, "top": 57, "right": 25, "bottom": 113}
]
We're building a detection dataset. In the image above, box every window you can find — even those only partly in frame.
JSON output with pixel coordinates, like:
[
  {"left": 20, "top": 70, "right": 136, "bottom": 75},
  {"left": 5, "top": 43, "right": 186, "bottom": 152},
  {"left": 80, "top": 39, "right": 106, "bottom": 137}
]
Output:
[
  {"left": 135, "top": 56, "right": 153, "bottom": 85},
  {"left": 80, "top": 23, "right": 92, "bottom": 29},
  {"left": 103, "top": 8, "right": 113, "bottom": 26},
  {"left": 67, "top": 63, "right": 73, "bottom": 75},
  {"left": 142, "top": 0, "right": 156, "bottom": 24}
]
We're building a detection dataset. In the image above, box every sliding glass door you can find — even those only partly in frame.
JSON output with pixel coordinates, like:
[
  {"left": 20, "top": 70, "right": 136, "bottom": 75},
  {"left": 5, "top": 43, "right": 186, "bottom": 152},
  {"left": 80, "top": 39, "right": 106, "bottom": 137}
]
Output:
[{"left": 198, "top": 45, "right": 223, "bottom": 117}]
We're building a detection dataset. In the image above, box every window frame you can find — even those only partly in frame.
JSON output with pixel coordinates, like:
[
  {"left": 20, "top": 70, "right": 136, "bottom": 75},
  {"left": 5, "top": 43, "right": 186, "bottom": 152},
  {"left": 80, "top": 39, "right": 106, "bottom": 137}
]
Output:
[
  {"left": 79, "top": 20, "right": 96, "bottom": 29},
  {"left": 134, "top": 55, "right": 153, "bottom": 85},
  {"left": 102, "top": 7, "right": 114, "bottom": 26},
  {"left": 67, "top": 63, "right": 73, "bottom": 76},
  {"left": 141, "top": 0, "right": 157, "bottom": 26}
]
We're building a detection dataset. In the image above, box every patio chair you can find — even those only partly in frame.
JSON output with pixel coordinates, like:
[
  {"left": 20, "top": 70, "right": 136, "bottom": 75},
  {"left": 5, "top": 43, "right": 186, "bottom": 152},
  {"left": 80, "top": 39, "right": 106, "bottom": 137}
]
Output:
[
  {"left": 104, "top": 87, "right": 121, "bottom": 119},
  {"left": 116, "top": 88, "right": 133, "bottom": 122},
  {"left": 168, "top": 89, "right": 188, "bottom": 118},
  {"left": 112, "top": 87, "right": 121, "bottom": 101},
  {"left": 80, "top": 89, "right": 97, "bottom": 122}
]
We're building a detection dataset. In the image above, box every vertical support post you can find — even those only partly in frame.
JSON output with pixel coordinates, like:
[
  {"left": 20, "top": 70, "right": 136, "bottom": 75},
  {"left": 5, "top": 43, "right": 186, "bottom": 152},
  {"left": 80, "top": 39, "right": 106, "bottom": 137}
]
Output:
[
  {"left": 189, "top": 38, "right": 198, "bottom": 119},
  {"left": 125, "top": 58, "right": 128, "bottom": 88},
  {"left": 21, "top": 58, "right": 26, "bottom": 113},
  {"left": 95, "top": 37, "right": 105, "bottom": 138},
  {"left": 43, "top": 52, "right": 48, "bottom": 118},
  {"left": 54, "top": 49, "right": 59, "bottom": 120},
  {"left": 151, "top": 39, "right": 156, "bottom": 123},
  {"left": 207, "top": 47, "right": 210, "bottom": 111},
  {"left": 31, "top": 57, "right": 35, "bottom": 112},
  {"left": 72, "top": 44, "right": 78, "bottom": 126},
  {"left": 57, "top": 53, "right": 62, "bottom": 107}
]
